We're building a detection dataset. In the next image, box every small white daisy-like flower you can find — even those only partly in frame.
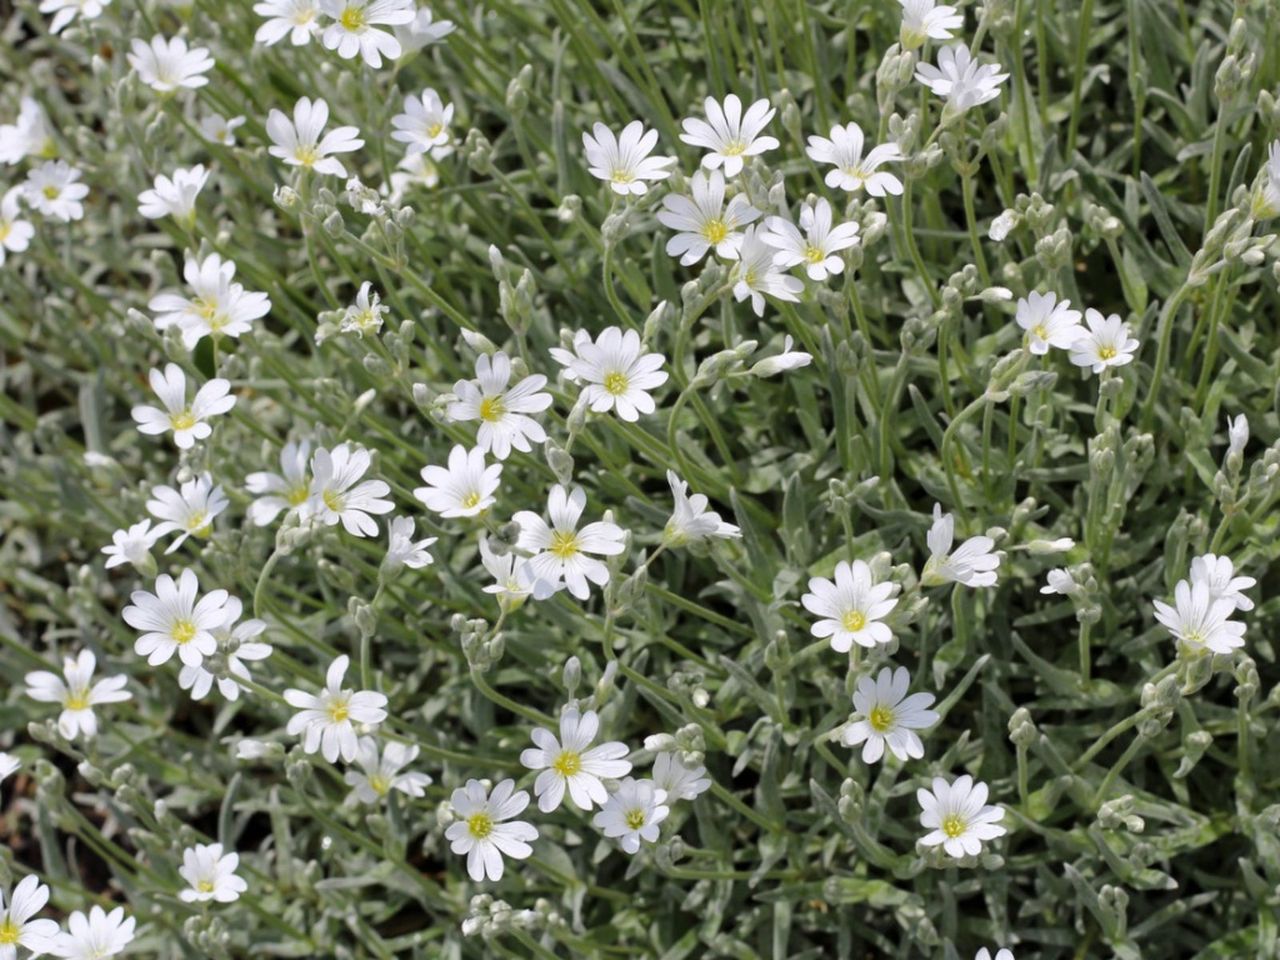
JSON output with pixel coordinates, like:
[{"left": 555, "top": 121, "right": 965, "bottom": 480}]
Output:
[
  {"left": 387, "top": 151, "right": 440, "bottom": 201},
  {"left": 23, "top": 160, "right": 88, "bottom": 221},
  {"left": 198, "top": 112, "right": 246, "bottom": 146},
  {"left": 1068, "top": 309, "right": 1139, "bottom": 374},
  {"left": 514, "top": 484, "right": 628, "bottom": 601},
  {"left": 0, "top": 97, "right": 57, "bottom": 165},
  {"left": 40, "top": 0, "right": 112, "bottom": 34},
  {"left": 344, "top": 737, "right": 432, "bottom": 804},
  {"left": 0, "top": 876, "right": 60, "bottom": 958},
  {"left": 0, "top": 753, "right": 19, "bottom": 786},
  {"left": 284, "top": 655, "right": 388, "bottom": 763},
  {"left": 582, "top": 120, "right": 675, "bottom": 196},
  {"left": 127, "top": 35, "right": 215, "bottom": 92},
  {"left": 137, "top": 165, "right": 209, "bottom": 223},
  {"left": 732, "top": 225, "right": 804, "bottom": 317},
  {"left": 520, "top": 706, "right": 633, "bottom": 813},
  {"left": 917, "top": 774, "right": 1006, "bottom": 858},
  {"left": 149, "top": 253, "right": 272, "bottom": 349},
  {"left": 976, "top": 949, "right": 1015, "bottom": 960},
  {"left": 549, "top": 327, "right": 669, "bottom": 422},
  {"left": 384, "top": 515, "right": 436, "bottom": 570},
  {"left": 1225, "top": 413, "right": 1249, "bottom": 458},
  {"left": 1040, "top": 568, "right": 1077, "bottom": 596},
  {"left": 801, "top": 559, "right": 898, "bottom": 651},
  {"left": 678, "top": 94, "right": 779, "bottom": 178},
  {"left": 177, "top": 597, "right": 271, "bottom": 702},
  {"left": 305, "top": 443, "right": 394, "bottom": 537},
  {"left": 1251, "top": 140, "right": 1280, "bottom": 219},
  {"left": 394, "top": 6, "right": 455, "bottom": 54},
  {"left": 1189, "top": 553, "right": 1255, "bottom": 612},
  {"left": 652, "top": 752, "right": 712, "bottom": 802},
  {"left": 664, "top": 470, "right": 740, "bottom": 545},
  {"left": 1014, "top": 291, "right": 1084, "bottom": 355},
  {"left": 131, "top": 363, "right": 236, "bottom": 450},
  {"left": 447, "top": 352, "right": 552, "bottom": 460},
  {"left": 266, "top": 96, "right": 364, "bottom": 178},
  {"left": 178, "top": 843, "right": 247, "bottom": 904},
  {"left": 592, "top": 778, "right": 669, "bottom": 854},
  {"left": 122, "top": 569, "right": 229, "bottom": 668},
  {"left": 413, "top": 444, "right": 501, "bottom": 518},
  {"left": 338, "top": 281, "right": 388, "bottom": 336},
  {"left": 749, "top": 335, "right": 813, "bottom": 378},
  {"left": 915, "top": 43, "right": 1009, "bottom": 116},
  {"left": 24, "top": 650, "right": 131, "bottom": 741},
  {"left": 245, "top": 440, "right": 313, "bottom": 526},
  {"left": 842, "top": 666, "right": 939, "bottom": 763},
  {"left": 254, "top": 0, "right": 322, "bottom": 45},
  {"left": 319, "top": 0, "right": 415, "bottom": 67},
  {"left": 479, "top": 536, "right": 535, "bottom": 610},
  {"left": 50, "top": 905, "right": 136, "bottom": 960},
  {"left": 656, "top": 169, "right": 760, "bottom": 264},
  {"left": 0, "top": 187, "right": 35, "bottom": 266},
  {"left": 1153, "top": 579, "right": 1246, "bottom": 655},
  {"left": 390, "top": 88, "right": 454, "bottom": 158},
  {"left": 446, "top": 779, "right": 539, "bottom": 882},
  {"left": 898, "top": 0, "right": 963, "bottom": 49},
  {"left": 922, "top": 504, "right": 1000, "bottom": 587},
  {"left": 761, "top": 197, "right": 861, "bottom": 282},
  {"left": 989, "top": 209, "right": 1019, "bottom": 242},
  {"left": 805, "top": 122, "right": 904, "bottom": 196},
  {"left": 101, "top": 519, "right": 163, "bottom": 571},
  {"left": 146, "top": 474, "right": 229, "bottom": 553}
]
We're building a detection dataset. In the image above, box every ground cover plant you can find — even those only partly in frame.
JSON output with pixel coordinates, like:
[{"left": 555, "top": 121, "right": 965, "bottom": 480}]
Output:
[{"left": 2, "top": 0, "right": 1280, "bottom": 956}]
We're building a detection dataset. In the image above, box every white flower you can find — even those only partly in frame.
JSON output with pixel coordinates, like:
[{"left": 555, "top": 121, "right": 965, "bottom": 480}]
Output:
[
  {"left": 1040, "top": 568, "right": 1077, "bottom": 596},
  {"left": 254, "top": 0, "right": 322, "bottom": 45},
  {"left": 514, "top": 484, "right": 627, "bottom": 601},
  {"left": 246, "top": 439, "right": 313, "bottom": 526},
  {"left": 305, "top": 443, "right": 394, "bottom": 537},
  {"left": 1226, "top": 413, "right": 1249, "bottom": 458},
  {"left": 761, "top": 197, "right": 861, "bottom": 281},
  {"left": 479, "top": 536, "right": 535, "bottom": 609},
  {"left": 394, "top": 6, "right": 455, "bottom": 54},
  {"left": 520, "top": 707, "right": 633, "bottom": 812},
  {"left": 337, "top": 281, "right": 388, "bottom": 336},
  {"left": 0, "top": 97, "right": 56, "bottom": 165},
  {"left": 177, "top": 598, "right": 271, "bottom": 702},
  {"left": 656, "top": 169, "right": 760, "bottom": 264},
  {"left": 582, "top": 120, "right": 675, "bottom": 196},
  {"left": 976, "top": 949, "right": 1015, "bottom": 960},
  {"left": 0, "top": 187, "right": 35, "bottom": 266},
  {"left": 1189, "top": 553, "right": 1255, "bottom": 612},
  {"left": 0, "top": 753, "right": 18, "bottom": 787},
  {"left": 1069, "top": 309, "right": 1139, "bottom": 374},
  {"left": 24, "top": 650, "right": 131, "bottom": 741},
  {"left": 664, "top": 470, "right": 740, "bottom": 544},
  {"left": 446, "top": 779, "right": 538, "bottom": 881},
  {"left": 23, "top": 160, "right": 88, "bottom": 221},
  {"left": 805, "top": 122, "right": 904, "bottom": 196},
  {"left": 137, "top": 165, "right": 209, "bottom": 223},
  {"left": 549, "top": 327, "right": 669, "bottom": 422},
  {"left": 1014, "top": 291, "right": 1084, "bottom": 355},
  {"left": 1153, "top": 579, "right": 1246, "bottom": 655},
  {"left": 198, "top": 112, "right": 246, "bottom": 145},
  {"left": 319, "top": 0, "right": 415, "bottom": 67},
  {"left": 127, "top": 35, "right": 215, "bottom": 92},
  {"left": 652, "top": 752, "right": 711, "bottom": 801},
  {"left": 917, "top": 775, "right": 1006, "bottom": 858},
  {"left": 592, "top": 778, "right": 669, "bottom": 854},
  {"left": 802, "top": 559, "right": 898, "bottom": 651},
  {"left": 915, "top": 43, "right": 1009, "bottom": 115},
  {"left": 101, "top": 519, "right": 162, "bottom": 571},
  {"left": 989, "top": 209, "right": 1019, "bottom": 241},
  {"left": 122, "top": 569, "right": 229, "bottom": 668},
  {"left": 344, "top": 737, "right": 432, "bottom": 803},
  {"left": 842, "top": 666, "right": 939, "bottom": 763},
  {"left": 385, "top": 515, "right": 436, "bottom": 570},
  {"left": 179, "top": 843, "right": 247, "bottom": 904},
  {"left": 148, "top": 253, "right": 272, "bottom": 349},
  {"left": 234, "top": 739, "right": 277, "bottom": 761},
  {"left": 678, "top": 94, "right": 779, "bottom": 177},
  {"left": 1252, "top": 139, "right": 1280, "bottom": 219},
  {"left": 448, "top": 352, "right": 552, "bottom": 460},
  {"left": 732, "top": 225, "right": 803, "bottom": 317},
  {"left": 0, "top": 876, "right": 59, "bottom": 958},
  {"left": 284, "top": 655, "right": 388, "bottom": 763},
  {"left": 387, "top": 151, "right": 440, "bottom": 201},
  {"left": 390, "top": 88, "right": 454, "bottom": 158},
  {"left": 267, "top": 97, "right": 363, "bottom": 177},
  {"left": 40, "top": 0, "right": 111, "bottom": 33},
  {"left": 146, "top": 474, "right": 229, "bottom": 552},
  {"left": 749, "top": 335, "right": 813, "bottom": 377},
  {"left": 50, "top": 906, "right": 136, "bottom": 960},
  {"left": 898, "top": 0, "right": 963, "bottom": 49},
  {"left": 922, "top": 504, "right": 999, "bottom": 587},
  {"left": 131, "top": 364, "right": 236, "bottom": 449},
  {"left": 413, "top": 444, "right": 501, "bottom": 518}
]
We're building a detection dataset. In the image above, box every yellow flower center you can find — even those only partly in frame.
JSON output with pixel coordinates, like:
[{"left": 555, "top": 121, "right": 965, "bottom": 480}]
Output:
[
  {"left": 942, "top": 813, "right": 967, "bottom": 838},
  {"left": 197, "top": 879, "right": 215, "bottom": 894},
  {"left": 610, "top": 169, "right": 634, "bottom": 184},
  {"left": 294, "top": 145, "right": 319, "bottom": 167},
  {"left": 804, "top": 244, "right": 826, "bottom": 264},
  {"left": 185, "top": 511, "right": 209, "bottom": 534},
  {"left": 0, "top": 919, "right": 20, "bottom": 944},
  {"left": 427, "top": 122, "right": 444, "bottom": 139},
  {"left": 369, "top": 774, "right": 391, "bottom": 796},
  {"left": 0, "top": 223, "right": 10, "bottom": 243},
  {"left": 722, "top": 140, "right": 747, "bottom": 156},
  {"left": 339, "top": 5, "right": 366, "bottom": 30},
  {"left": 461, "top": 491, "right": 482, "bottom": 509},
  {"left": 287, "top": 484, "right": 311, "bottom": 507},
  {"left": 292, "top": 8, "right": 315, "bottom": 24},
  {"left": 842, "top": 165, "right": 867, "bottom": 184},
  {"left": 603, "top": 371, "right": 629, "bottom": 396},
  {"left": 549, "top": 530, "right": 579, "bottom": 559},
  {"left": 42, "top": 185, "right": 60, "bottom": 200},
  {"left": 701, "top": 218, "right": 729, "bottom": 245},
  {"left": 328, "top": 699, "right": 350, "bottom": 723},
  {"left": 467, "top": 812, "right": 493, "bottom": 839},
  {"left": 552, "top": 750, "right": 582, "bottom": 777},
  {"left": 624, "top": 808, "right": 647, "bottom": 830},
  {"left": 172, "top": 619, "right": 197, "bottom": 644},
  {"left": 841, "top": 610, "right": 867, "bottom": 632},
  {"left": 868, "top": 705, "right": 894, "bottom": 732},
  {"left": 479, "top": 395, "right": 506, "bottom": 422},
  {"left": 1031, "top": 324, "right": 1048, "bottom": 341},
  {"left": 65, "top": 692, "right": 91, "bottom": 711},
  {"left": 1098, "top": 345, "right": 1116, "bottom": 360},
  {"left": 169, "top": 409, "right": 197, "bottom": 431},
  {"left": 322, "top": 489, "right": 345, "bottom": 513}
]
